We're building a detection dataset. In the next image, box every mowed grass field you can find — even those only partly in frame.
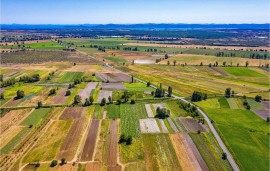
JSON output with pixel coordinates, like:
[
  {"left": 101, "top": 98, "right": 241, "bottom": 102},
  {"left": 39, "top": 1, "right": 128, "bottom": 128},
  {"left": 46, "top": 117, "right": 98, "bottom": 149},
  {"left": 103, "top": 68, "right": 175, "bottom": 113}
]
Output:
[
  {"left": 20, "top": 108, "right": 52, "bottom": 125},
  {"left": 58, "top": 72, "right": 84, "bottom": 83},
  {"left": 220, "top": 67, "right": 267, "bottom": 77},
  {"left": 1, "top": 41, "right": 64, "bottom": 50},
  {"left": 201, "top": 106, "right": 269, "bottom": 171}
]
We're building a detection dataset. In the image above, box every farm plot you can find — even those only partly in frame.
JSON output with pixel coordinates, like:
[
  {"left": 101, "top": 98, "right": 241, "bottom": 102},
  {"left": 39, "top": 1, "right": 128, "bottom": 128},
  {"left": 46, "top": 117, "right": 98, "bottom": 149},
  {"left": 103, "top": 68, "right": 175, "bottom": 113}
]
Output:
[
  {"left": 0, "top": 109, "right": 32, "bottom": 133},
  {"left": 107, "top": 104, "right": 120, "bottom": 119},
  {"left": 20, "top": 108, "right": 51, "bottom": 126},
  {"left": 145, "top": 104, "right": 154, "bottom": 117},
  {"left": 107, "top": 120, "right": 121, "bottom": 171},
  {"left": 139, "top": 118, "right": 160, "bottom": 133},
  {"left": 261, "top": 101, "right": 270, "bottom": 109},
  {"left": 226, "top": 98, "right": 239, "bottom": 109},
  {"left": 51, "top": 88, "right": 70, "bottom": 104},
  {"left": 97, "top": 90, "right": 112, "bottom": 103},
  {"left": 58, "top": 72, "right": 84, "bottom": 83},
  {"left": 80, "top": 119, "right": 100, "bottom": 161},
  {"left": 142, "top": 134, "right": 181, "bottom": 171},
  {"left": 120, "top": 104, "right": 140, "bottom": 137},
  {"left": 169, "top": 133, "right": 209, "bottom": 171},
  {"left": 166, "top": 101, "right": 189, "bottom": 117},
  {"left": 246, "top": 99, "right": 264, "bottom": 110},
  {"left": 106, "top": 73, "right": 132, "bottom": 82},
  {"left": 124, "top": 82, "right": 154, "bottom": 92},
  {"left": 60, "top": 107, "right": 85, "bottom": 120},
  {"left": 179, "top": 118, "right": 208, "bottom": 132},
  {"left": 0, "top": 126, "right": 24, "bottom": 149},
  {"left": 158, "top": 119, "right": 169, "bottom": 133},
  {"left": 101, "top": 82, "right": 125, "bottom": 90},
  {"left": 57, "top": 118, "right": 85, "bottom": 161},
  {"left": 78, "top": 82, "right": 98, "bottom": 103},
  {"left": 96, "top": 73, "right": 117, "bottom": 82},
  {"left": 251, "top": 110, "right": 269, "bottom": 120},
  {"left": 167, "top": 118, "right": 179, "bottom": 132},
  {"left": 85, "top": 162, "right": 102, "bottom": 171},
  {"left": 220, "top": 67, "right": 267, "bottom": 77},
  {"left": 152, "top": 103, "right": 167, "bottom": 110},
  {"left": 22, "top": 120, "right": 72, "bottom": 163}
]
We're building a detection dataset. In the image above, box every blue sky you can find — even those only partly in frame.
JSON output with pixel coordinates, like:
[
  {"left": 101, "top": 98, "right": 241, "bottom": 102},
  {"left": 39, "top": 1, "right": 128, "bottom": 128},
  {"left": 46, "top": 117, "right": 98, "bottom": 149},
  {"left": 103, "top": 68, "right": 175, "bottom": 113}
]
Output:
[{"left": 2, "top": 0, "right": 269, "bottom": 24}]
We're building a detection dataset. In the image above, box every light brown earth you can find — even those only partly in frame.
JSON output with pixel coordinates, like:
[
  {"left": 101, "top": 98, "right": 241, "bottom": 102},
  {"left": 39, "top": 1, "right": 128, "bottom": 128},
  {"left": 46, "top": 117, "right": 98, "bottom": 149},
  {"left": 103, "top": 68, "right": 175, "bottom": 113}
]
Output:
[
  {"left": 85, "top": 162, "right": 102, "bottom": 171},
  {"left": 169, "top": 133, "right": 209, "bottom": 171},
  {"left": 48, "top": 163, "right": 78, "bottom": 171},
  {"left": 0, "top": 39, "right": 51, "bottom": 46},
  {"left": 52, "top": 88, "right": 70, "bottom": 104},
  {"left": 179, "top": 118, "right": 208, "bottom": 132},
  {"left": 80, "top": 119, "right": 100, "bottom": 161},
  {"left": 0, "top": 126, "right": 24, "bottom": 148}
]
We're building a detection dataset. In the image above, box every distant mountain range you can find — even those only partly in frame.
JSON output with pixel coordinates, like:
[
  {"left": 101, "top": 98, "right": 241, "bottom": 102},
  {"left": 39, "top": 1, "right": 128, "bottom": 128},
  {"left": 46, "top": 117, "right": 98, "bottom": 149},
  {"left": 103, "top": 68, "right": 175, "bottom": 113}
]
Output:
[{"left": 1, "top": 23, "right": 269, "bottom": 30}]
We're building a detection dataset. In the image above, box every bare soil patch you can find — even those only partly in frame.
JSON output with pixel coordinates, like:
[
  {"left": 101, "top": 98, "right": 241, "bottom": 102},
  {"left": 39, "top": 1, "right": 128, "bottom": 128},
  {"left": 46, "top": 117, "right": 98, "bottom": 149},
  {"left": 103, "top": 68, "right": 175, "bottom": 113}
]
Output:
[
  {"left": 139, "top": 118, "right": 160, "bottom": 133},
  {"left": 106, "top": 73, "right": 132, "bottom": 82},
  {"left": 152, "top": 103, "right": 166, "bottom": 111},
  {"left": 101, "top": 82, "right": 124, "bottom": 90},
  {"left": 57, "top": 118, "right": 85, "bottom": 161},
  {"left": 80, "top": 119, "right": 100, "bottom": 161},
  {"left": 261, "top": 101, "right": 270, "bottom": 109},
  {"left": 60, "top": 107, "right": 85, "bottom": 120},
  {"left": 79, "top": 82, "right": 98, "bottom": 103},
  {"left": 0, "top": 126, "right": 24, "bottom": 148},
  {"left": 106, "top": 120, "right": 119, "bottom": 168},
  {"left": 145, "top": 104, "right": 154, "bottom": 117},
  {"left": 97, "top": 90, "right": 112, "bottom": 103},
  {"left": 179, "top": 118, "right": 208, "bottom": 132},
  {"left": 252, "top": 110, "right": 270, "bottom": 120},
  {"left": 52, "top": 88, "right": 69, "bottom": 104},
  {"left": 85, "top": 162, "right": 101, "bottom": 171},
  {"left": 96, "top": 73, "right": 117, "bottom": 82},
  {"left": 3, "top": 98, "right": 19, "bottom": 107},
  {"left": 169, "top": 133, "right": 209, "bottom": 171},
  {"left": 48, "top": 163, "right": 78, "bottom": 171}
]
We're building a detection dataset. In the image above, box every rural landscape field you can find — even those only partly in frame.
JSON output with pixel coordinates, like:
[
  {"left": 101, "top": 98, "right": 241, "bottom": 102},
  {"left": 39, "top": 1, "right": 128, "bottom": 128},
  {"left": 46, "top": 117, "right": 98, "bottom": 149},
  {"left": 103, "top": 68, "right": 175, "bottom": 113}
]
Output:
[{"left": 1, "top": 1, "right": 270, "bottom": 171}]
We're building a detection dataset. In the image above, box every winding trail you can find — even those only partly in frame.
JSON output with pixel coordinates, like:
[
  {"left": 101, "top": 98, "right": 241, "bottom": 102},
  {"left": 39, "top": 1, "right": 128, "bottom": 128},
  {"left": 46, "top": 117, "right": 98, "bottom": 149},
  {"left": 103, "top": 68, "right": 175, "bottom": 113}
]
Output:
[{"left": 84, "top": 52, "right": 240, "bottom": 171}]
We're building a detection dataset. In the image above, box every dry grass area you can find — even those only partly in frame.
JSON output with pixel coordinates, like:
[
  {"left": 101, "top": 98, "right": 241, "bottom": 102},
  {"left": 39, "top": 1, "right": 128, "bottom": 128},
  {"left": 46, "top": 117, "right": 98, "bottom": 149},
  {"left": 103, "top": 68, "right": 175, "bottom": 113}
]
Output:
[
  {"left": 123, "top": 42, "right": 270, "bottom": 51},
  {"left": 169, "top": 133, "right": 209, "bottom": 171},
  {"left": 0, "top": 126, "right": 24, "bottom": 148},
  {"left": 0, "top": 39, "right": 51, "bottom": 46},
  {"left": 139, "top": 118, "right": 160, "bottom": 133}
]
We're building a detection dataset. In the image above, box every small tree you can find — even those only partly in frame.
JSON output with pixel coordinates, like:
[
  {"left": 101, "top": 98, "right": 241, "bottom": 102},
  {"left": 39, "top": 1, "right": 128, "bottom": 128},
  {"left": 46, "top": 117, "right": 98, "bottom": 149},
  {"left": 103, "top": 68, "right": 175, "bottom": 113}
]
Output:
[
  {"left": 108, "top": 96, "right": 112, "bottom": 104},
  {"left": 65, "top": 90, "right": 71, "bottom": 96},
  {"left": 117, "top": 99, "right": 121, "bottom": 105},
  {"left": 0, "top": 93, "right": 4, "bottom": 100},
  {"left": 165, "top": 54, "right": 169, "bottom": 59},
  {"left": 222, "top": 152, "right": 227, "bottom": 160},
  {"left": 50, "top": 160, "right": 58, "bottom": 167},
  {"left": 131, "top": 75, "right": 134, "bottom": 83},
  {"left": 84, "top": 98, "right": 90, "bottom": 106},
  {"left": 167, "top": 61, "right": 170, "bottom": 65},
  {"left": 60, "top": 158, "right": 66, "bottom": 165},
  {"left": 255, "top": 95, "right": 262, "bottom": 102},
  {"left": 73, "top": 95, "right": 82, "bottom": 104},
  {"left": 35, "top": 162, "right": 40, "bottom": 167},
  {"left": 16, "top": 90, "right": 25, "bottom": 99},
  {"left": 89, "top": 96, "right": 94, "bottom": 104},
  {"left": 147, "top": 81, "right": 151, "bottom": 87},
  {"left": 225, "top": 88, "right": 231, "bottom": 98},
  {"left": 123, "top": 90, "right": 129, "bottom": 102},
  {"left": 168, "top": 86, "right": 172, "bottom": 97},
  {"left": 130, "top": 99, "right": 135, "bottom": 104},
  {"left": 126, "top": 136, "right": 133, "bottom": 145},
  {"left": 118, "top": 134, "right": 126, "bottom": 144},
  {"left": 37, "top": 101, "right": 42, "bottom": 108},
  {"left": 246, "top": 104, "right": 251, "bottom": 110},
  {"left": 266, "top": 117, "right": 270, "bottom": 123},
  {"left": 100, "top": 98, "right": 106, "bottom": 106},
  {"left": 197, "top": 130, "right": 201, "bottom": 134},
  {"left": 49, "top": 89, "right": 56, "bottom": 96},
  {"left": 245, "top": 61, "right": 249, "bottom": 67},
  {"left": 173, "top": 60, "right": 176, "bottom": 66}
]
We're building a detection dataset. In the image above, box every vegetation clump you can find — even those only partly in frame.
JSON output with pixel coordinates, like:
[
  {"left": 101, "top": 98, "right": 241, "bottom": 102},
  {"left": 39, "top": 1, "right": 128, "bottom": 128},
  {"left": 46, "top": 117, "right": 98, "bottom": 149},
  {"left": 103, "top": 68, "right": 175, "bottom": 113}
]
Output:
[{"left": 191, "top": 91, "right": 207, "bottom": 102}]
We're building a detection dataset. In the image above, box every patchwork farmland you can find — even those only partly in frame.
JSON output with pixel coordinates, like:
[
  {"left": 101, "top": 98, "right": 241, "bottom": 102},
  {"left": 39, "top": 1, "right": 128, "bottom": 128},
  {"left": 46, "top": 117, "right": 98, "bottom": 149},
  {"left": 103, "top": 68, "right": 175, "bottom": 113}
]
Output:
[{"left": 0, "top": 34, "right": 269, "bottom": 171}]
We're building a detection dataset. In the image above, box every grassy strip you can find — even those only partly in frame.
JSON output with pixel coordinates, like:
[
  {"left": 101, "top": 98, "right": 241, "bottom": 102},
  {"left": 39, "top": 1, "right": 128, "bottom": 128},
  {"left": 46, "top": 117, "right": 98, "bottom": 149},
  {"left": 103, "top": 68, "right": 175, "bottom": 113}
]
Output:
[
  {"left": 164, "top": 119, "right": 174, "bottom": 133},
  {"left": 20, "top": 108, "right": 51, "bottom": 126}
]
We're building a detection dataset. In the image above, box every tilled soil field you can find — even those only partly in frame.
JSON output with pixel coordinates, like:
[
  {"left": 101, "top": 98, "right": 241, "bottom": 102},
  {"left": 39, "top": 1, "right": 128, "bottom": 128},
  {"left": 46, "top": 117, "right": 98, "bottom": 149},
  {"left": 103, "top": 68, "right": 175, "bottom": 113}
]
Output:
[
  {"left": 85, "top": 162, "right": 101, "bottom": 171},
  {"left": 139, "top": 118, "right": 160, "bottom": 133},
  {"left": 252, "top": 110, "right": 270, "bottom": 120},
  {"left": 80, "top": 119, "right": 100, "bottom": 161},
  {"left": 96, "top": 73, "right": 117, "bottom": 82},
  {"left": 179, "top": 118, "right": 208, "bottom": 132},
  {"left": 52, "top": 88, "right": 70, "bottom": 104},
  {"left": 169, "top": 133, "right": 209, "bottom": 171},
  {"left": 106, "top": 120, "right": 120, "bottom": 170},
  {"left": 100, "top": 82, "right": 125, "bottom": 90},
  {"left": 78, "top": 82, "right": 98, "bottom": 103},
  {"left": 261, "top": 101, "right": 270, "bottom": 109},
  {"left": 60, "top": 107, "right": 85, "bottom": 120},
  {"left": 167, "top": 118, "right": 179, "bottom": 132},
  {"left": 152, "top": 103, "right": 167, "bottom": 111},
  {"left": 158, "top": 119, "right": 169, "bottom": 133},
  {"left": 57, "top": 118, "right": 85, "bottom": 161},
  {"left": 106, "top": 73, "right": 132, "bottom": 82},
  {"left": 97, "top": 90, "right": 112, "bottom": 103}
]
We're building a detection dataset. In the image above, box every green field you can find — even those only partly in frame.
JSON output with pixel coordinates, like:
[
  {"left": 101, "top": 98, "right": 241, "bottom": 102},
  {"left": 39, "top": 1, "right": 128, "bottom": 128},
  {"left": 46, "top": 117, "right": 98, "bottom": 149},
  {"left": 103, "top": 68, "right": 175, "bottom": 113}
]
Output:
[
  {"left": 107, "top": 104, "right": 120, "bottom": 119},
  {"left": 2, "top": 41, "right": 64, "bottom": 50},
  {"left": 220, "top": 67, "right": 267, "bottom": 77},
  {"left": 246, "top": 99, "right": 264, "bottom": 110},
  {"left": 218, "top": 98, "right": 230, "bottom": 108},
  {"left": 165, "top": 100, "right": 189, "bottom": 117},
  {"left": 204, "top": 108, "right": 269, "bottom": 171},
  {"left": 124, "top": 82, "right": 154, "bottom": 92},
  {"left": 20, "top": 108, "right": 51, "bottom": 125},
  {"left": 120, "top": 104, "right": 140, "bottom": 138},
  {"left": 106, "top": 55, "right": 126, "bottom": 63},
  {"left": 58, "top": 72, "right": 84, "bottom": 83}
]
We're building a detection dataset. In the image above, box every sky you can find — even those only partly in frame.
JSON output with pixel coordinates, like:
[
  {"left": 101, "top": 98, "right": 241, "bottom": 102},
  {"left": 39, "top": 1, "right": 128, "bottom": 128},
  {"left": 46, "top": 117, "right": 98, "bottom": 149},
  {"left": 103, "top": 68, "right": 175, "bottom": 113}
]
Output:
[{"left": 1, "top": 0, "right": 270, "bottom": 24}]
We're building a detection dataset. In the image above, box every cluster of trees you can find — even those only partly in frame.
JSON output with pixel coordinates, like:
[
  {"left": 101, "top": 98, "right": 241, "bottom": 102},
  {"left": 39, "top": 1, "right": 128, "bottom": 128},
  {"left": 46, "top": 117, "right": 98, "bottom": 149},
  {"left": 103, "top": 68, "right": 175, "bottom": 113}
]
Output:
[
  {"left": 243, "top": 99, "right": 251, "bottom": 110},
  {"left": 146, "top": 48, "right": 158, "bottom": 52},
  {"left": 255, "top": 95, "right": 262, "bottom": 102},
  {"left": 179, "top": 101, "right": 199, "bottom": 117},
  {"left": 46, "top": 71, "right": 55, "bottom": 80},
  {"left": 191, "top": 91, "right": 207, "bottom": 102},
  {"left": 0, "top": 93, "right": 4, "bottom": 100},
  {"left": 19, "top": 74, "right": 40, "bottom": 83},
  {"left": 225, "top": 88, "right": 235, "bottom": 98},
  {"left": 73, "top": 95, "right": 82, "bottom": 104},
  {"left": 123, "top": 47, "right": 138, "bottom": 51},
  {"left": 154, "top": 83, "right": 165, "bottom": 97},
  {"left": 155, "top": 107, "right": 170, "bottom": 119},
  {"left": 119, "top": 134, "right": 133, "bottom": 145},
  {"left": 0, "top": 78, "right": 16, "bottom": 88},
  {"left": 0, "top": 74, "right": 3, "bottom": 82}
]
